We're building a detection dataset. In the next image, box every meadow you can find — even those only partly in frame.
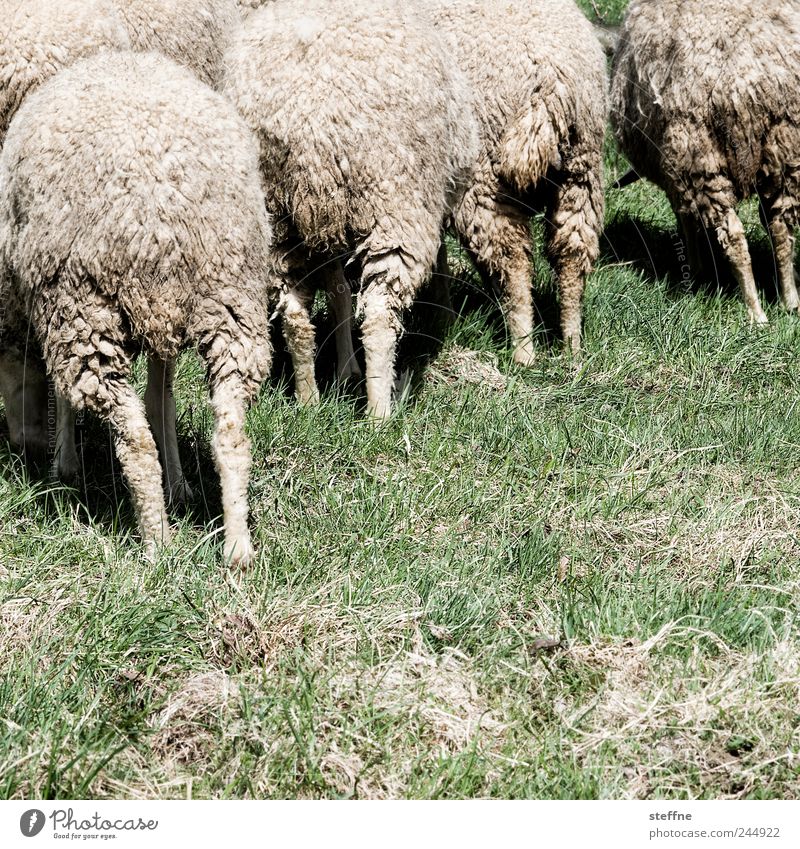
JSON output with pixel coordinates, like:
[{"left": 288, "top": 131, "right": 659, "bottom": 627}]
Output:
[{"left": 1, "top": 0, "right": 799, "bottom": 799}]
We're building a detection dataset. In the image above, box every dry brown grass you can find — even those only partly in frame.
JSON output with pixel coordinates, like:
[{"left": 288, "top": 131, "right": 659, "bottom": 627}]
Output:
[
  {"left": 428, "top": 346, "right": 509, "bottom": 391},
  {"left": 558, "top": 630, "right": 800, "bottom": 799},
  {"left": 150, "top": 671, "right": 239, "bottom": 767}
]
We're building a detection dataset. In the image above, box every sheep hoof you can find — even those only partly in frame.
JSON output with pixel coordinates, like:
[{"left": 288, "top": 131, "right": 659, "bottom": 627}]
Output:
[
  {"left": 225, "top": 536, "right": 255, "bottom": 569},
  {"left": 142, "top": 526, "right": 172, "bottom": 563},
  {"left": 295, "top": 385, "right": 321, "bottom": 406},
  {"left": 367, "top": 399, "right": 393, "bottom": 422},
  {"left": 749, "top": 309, "right": 769, "bottom": 327},
  {"left": 512, "top": 342, "right": 536, "bottom": 368}
]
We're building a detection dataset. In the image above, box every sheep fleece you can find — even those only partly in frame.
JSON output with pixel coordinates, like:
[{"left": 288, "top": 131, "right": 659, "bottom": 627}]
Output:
[
  {"left": 422, "top": 0, "right": 608, "bottom": 357},
  {"left": 427, "top": 0, "right": 607, "bottom": 196},
  {"left": 0, "top": 0, "right": 238, "bottom": 152},
  {"left": 0, "top": 0, "right": 130, "bottom": 145},
  {"left": 111, "top": 0, "right": 239, "bottom": 89}
]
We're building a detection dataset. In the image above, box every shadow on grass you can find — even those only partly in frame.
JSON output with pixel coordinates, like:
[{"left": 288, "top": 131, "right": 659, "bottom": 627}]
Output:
[
  {"left": 0, "top": 408, "right": 230, "bottom": 542},
  {"left": 602, "top": 191, "right": 785, "bottom": 306}
]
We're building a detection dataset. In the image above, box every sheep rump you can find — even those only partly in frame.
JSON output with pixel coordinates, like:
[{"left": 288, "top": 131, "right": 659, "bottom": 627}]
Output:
[
  {"left": 224, "top": 0, "right": 478, "bottom": 418},
  {"left": 425, "top": 0, "right": 608, "bottom": 362},
  {"left": 0, "top": 51, "right": 274, "bottom": 564},
  {"left": 0, "top": 0, "right": 241, "bottom": 487},
  {"left": 611, "top": 0, "right": 800, "bottom": 322}
]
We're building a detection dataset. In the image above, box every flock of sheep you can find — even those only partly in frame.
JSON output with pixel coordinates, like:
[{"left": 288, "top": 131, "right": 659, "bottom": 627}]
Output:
[{"left": 0, "top": 0, "right": 798, "bottom": 566}]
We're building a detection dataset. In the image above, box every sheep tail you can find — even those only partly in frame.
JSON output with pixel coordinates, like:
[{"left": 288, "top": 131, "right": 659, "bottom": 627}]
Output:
[{"left": 496, "top": 100, "right": 564, "bottom": 194}]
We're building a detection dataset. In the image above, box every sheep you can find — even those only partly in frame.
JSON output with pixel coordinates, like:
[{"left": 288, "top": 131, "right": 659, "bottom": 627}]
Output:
[
  {"left": 611, "top": 0, "right": 800, "bottom": 324},
  {"left": 424, "top": 0, "right": 608, "bottom": 363},
  {"left": 233, "top": 0, "right": 361, "bottom": 391},
  {"left": 0, "top": 0, "right": 130, "bottom": 147},
  {"left": 0, "top": 0, "right": 238, "bottom": 147},
  {"left": 98, "top": 0, "right": 241, "bottom": 503},
  {"left": 111, "top": 0, "right": 240, "bottom": 89},
  {"left": 224, "top": 0, "right": 478, "bottom": 419},
  {"left": 0, "top": 50, "right": 274, "bottom": 565},
  {"left": 0, "top": 0, "right": 240, "bottom": 499}
]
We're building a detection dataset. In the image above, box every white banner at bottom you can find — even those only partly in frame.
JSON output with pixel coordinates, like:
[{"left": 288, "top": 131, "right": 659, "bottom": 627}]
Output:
[{"left": 2, "top": 800, "right": 797, "bottom": 848}]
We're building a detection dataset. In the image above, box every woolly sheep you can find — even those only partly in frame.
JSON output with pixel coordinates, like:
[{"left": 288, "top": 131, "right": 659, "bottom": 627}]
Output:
[
  {"left": 611, "top": 0, "right": 800, "bottom": 324},
  {"left": 112, "top": 0, "right": 239, "bottom": 89},
  {"left": 224, "top": 0, "right": 478, "bottom": 419},
  {"left": 231, "top": 0, "right": 364, "bottom": 392},
  {"left": 0, "top": 51, "right": 274, "bottom": 565},
  {"left": 425, "top": 0, "right": 608, "bottom": 362},
  {"left": 0, "top": 0, "right": 240, "bottom": 496},
  {"left": 0, "top": 0, "right": 238, "bottom": 146},
  {"left": 69, "top": 0, "right": 241, "bottom": 500},
  {"left": 0, "top": 0, "right": 129, "bottom": 147}
]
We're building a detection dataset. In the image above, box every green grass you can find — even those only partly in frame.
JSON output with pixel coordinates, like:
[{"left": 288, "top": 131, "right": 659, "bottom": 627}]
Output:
[
  {"left": 2, "top": 0, "right": 800, "bottom": 800},
  {"left": 576, "top": 0, "right": 628, "bottom": 24}
]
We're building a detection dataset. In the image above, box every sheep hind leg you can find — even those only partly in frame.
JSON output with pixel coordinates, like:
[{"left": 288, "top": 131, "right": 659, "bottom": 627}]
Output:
[
  {"left": 767, "top": 217, "right": 799, "bottom": 313},
  {"left": 359, "top": 248, "right": 422, "bottom": 421},
  {"left": 324, "top": 261, "right": 362, "bottom": 385},
  {"left": 208, "top": 374, "right": 254, "bottom": 568},
  {"left": 456, "top": 195, "right": 535, "bottom": 366},
  {"left": 711, "top": 206, "right": 767, "bottom": 325},
  {"left": 280, "top": 284, "right": 320, "bottom": 405},
  {"left": 545, "top": 173, "right": 600, "bottom": 355},
  {"left": 360, "top": 285, "right": 398, "bottom": 421},
  {"left": 68, "top": 371, "right": 170, "bottom": 559},
  {"left": 496, "top": 250, "right": 536, "bottom": 366},
  {"left": 144, "top": 356, "right": 193, "bottom": 509},
  {"left": 553, "top": 258, "right": 585, "bottom": 356}
]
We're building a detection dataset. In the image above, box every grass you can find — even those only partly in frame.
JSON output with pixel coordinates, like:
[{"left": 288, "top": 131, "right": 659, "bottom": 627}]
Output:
[
  {"left": 2, "top": 0, "right": 800, "bottom": 800},
  {"left": 577, "top": 0, "right": 629, "bottom": 25}
]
